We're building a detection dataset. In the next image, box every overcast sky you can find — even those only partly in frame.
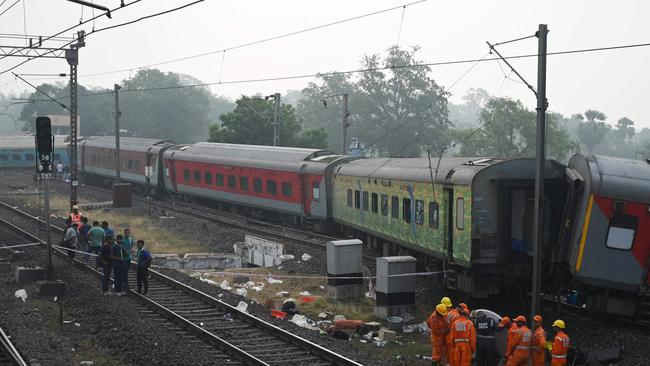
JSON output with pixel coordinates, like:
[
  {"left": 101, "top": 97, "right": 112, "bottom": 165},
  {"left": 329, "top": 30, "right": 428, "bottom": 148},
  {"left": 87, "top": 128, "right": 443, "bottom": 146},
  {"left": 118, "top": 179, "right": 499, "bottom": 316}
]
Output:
[{"left": 1, "top": 0, "right": 649, "bottom": 128}]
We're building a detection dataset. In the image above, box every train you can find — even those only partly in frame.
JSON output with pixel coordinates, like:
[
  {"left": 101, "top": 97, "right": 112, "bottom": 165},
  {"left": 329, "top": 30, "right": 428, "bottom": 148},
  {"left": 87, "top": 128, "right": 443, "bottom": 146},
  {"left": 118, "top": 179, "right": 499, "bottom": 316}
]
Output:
[
  {"left": 0, "top": 135, "right": 70, "bottom": 169},
  {"left": 1, "top": 135, "right": 648, "bottom": 321}
]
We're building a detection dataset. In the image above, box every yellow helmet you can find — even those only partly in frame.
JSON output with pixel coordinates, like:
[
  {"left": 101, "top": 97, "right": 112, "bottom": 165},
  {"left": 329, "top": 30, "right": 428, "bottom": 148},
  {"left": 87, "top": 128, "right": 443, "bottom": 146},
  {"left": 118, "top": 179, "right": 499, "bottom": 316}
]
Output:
[
  {"left": 436, "top": 303, "right": 448, "bottom": 316},
  {"left": 552, "top": 319, "right": 565, "bottom": 329},
  {"left": 441, "top": 296, "right": 453, "bottom": 308}
]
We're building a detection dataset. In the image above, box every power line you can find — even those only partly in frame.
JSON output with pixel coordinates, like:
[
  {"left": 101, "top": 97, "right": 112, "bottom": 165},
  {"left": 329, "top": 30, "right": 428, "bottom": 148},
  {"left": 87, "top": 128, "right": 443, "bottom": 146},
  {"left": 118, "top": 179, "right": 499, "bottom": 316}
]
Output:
[
  {"left": 79, "top": 0, "right": 428, "bottom": 78},
  {"left": 0, "top": 0, "right": 19, "bottom": 18}
]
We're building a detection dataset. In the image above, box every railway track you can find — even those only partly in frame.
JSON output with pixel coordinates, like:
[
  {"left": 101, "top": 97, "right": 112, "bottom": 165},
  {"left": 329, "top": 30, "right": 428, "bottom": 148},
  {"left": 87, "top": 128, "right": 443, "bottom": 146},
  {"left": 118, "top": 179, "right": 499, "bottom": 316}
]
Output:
[
  {"left": 0, "top": 325, "right": 26, "bottom": 366},
  {"left": 0, "top": 200, "right": 364, "bottom": 366}
]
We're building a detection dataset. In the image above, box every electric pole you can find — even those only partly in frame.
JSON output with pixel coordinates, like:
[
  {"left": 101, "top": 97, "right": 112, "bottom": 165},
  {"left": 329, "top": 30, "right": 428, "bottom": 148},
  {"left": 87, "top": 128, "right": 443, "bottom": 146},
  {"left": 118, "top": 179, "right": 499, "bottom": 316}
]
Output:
[
  {"left": 269, "top": 93, "right": 281, "bottom": 146},
  {"left": 66, "top": 30, "right": 85, "bottom": 211},
  {"left": 531, "top": 24, "right": 548, "bottom": 321},
  {"left": 341, "top": 93, "right": 350, "bottom": 154},
  {"left": 114, "top": 84, "right": 121, "bottom": 183}
]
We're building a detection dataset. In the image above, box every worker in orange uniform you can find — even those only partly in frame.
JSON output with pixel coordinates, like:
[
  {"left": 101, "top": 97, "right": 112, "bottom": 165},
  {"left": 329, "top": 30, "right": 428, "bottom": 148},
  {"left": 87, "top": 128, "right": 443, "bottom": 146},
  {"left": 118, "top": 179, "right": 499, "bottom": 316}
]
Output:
[
  {"left": 426, "top": 304, "right": 449, "bottom": 366},
  {"left": 497, "top": 316, "right": 517, "bottom": 361},
  {"left": 69, "top": 205, "right": 83, "bottom": 227},
  {"left": 531, "top": 315, "right": 546, "bottom": 366},
  {"left": 442, "top": 297, "right": 459, "bottom": 366},
  {"left": 504, "top": 316, "right": 531, "bottom": 366},
  {"left": 550, "top": 320, "right": 570, "bottom": 366},
  {"left": 451, "top": 308, "right": 476, "bottom": 366}
]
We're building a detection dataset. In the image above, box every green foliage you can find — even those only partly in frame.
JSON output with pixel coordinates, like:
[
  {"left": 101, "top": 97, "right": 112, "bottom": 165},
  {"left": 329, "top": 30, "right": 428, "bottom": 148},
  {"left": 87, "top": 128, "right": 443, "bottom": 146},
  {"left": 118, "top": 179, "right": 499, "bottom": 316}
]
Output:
[
  {"left": 298, "top": 46, "right": 450, "bottom": 157},
  {"left": 453, "top": 97, "right": 577, "bottom": 161},
  {"left": 209, "top": 96, "right": 327, "bottom": 149},
  {"left": 577, "top": 120, "right": 610, "bottom": 152},
  {"left": 584, "top": 109, "right": 606, "bottom": 122},
  {"left": 448, "top": 88, "right": 490, "bottom": 129}
]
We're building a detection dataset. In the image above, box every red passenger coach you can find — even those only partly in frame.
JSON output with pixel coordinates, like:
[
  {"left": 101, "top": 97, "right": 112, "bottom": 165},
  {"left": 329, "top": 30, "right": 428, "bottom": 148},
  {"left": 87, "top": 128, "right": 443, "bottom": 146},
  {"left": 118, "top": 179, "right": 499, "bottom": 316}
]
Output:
[{"left": 161, "top": 142, "right": 343, "bottom": 225}]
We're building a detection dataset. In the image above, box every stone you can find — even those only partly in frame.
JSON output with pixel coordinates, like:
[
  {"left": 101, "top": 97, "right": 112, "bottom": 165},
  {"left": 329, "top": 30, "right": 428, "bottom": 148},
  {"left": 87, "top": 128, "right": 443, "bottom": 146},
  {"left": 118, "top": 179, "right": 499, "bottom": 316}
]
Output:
[{"left": 379, "top": 328, "right": 396, "bottom": 342}]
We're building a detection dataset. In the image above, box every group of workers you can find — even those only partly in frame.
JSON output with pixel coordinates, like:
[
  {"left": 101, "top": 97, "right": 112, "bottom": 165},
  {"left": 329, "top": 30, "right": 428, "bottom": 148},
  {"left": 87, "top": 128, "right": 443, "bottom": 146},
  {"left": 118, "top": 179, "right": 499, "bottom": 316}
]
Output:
[
  {"left": 62, "top": 205, "right": 153, "bottom": 296},
  {"left": 426, "top": 297, "right": 570, "bottom": 366}
]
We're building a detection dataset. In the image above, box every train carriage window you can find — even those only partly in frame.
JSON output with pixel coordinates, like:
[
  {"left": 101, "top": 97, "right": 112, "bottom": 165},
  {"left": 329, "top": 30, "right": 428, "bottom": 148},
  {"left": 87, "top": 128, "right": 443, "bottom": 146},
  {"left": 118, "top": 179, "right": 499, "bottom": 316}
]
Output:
[
  {"left": 135, "top": 160, "right": 141, "bottom": 169},
  {"left": 122, "top": 159, "right": 127, "bottom": 169},
  {"left": 403, "top": 198, "right": 412, "bottom": 223},
  {"left": 456, "top": 198, "right": 464, "bottom": 230},
  {"left": 25, "top": 154, "right": 34, "bottom": 161},
  {"left": 228, "top": 175, "right": 237, "bottom": 189},
  {"left": 605, "top": 214, "right": 638, "bottom": 250},
  {"left": 282, "top": 182, "right": 292, "bottom": 197},
  {"left": 128, "top": 160, "right": 134, "bottom": 169},
  {"left": 415, "top": 200, "right": 424, "bottom": 225},
  {"left": 12, "top": 154, "right": 21, "bottom": 161},
  {"left": 253, "top": 178, "right": 263, "bottom": 193},
  {"left": 391, "top": 196, "right": 399, "bottom": 218},
  {"left": 312, "top": 181, "right": 320, "bottom": 201},
  {"left": 267, "top": 180, "right": 277, "bottom": 195},
  {"left": 194, "top": 170, "right": 201, "bottom": 183},
  {"left": 0, "top": 155, "right": 7, "bottom": 161},
  {"left": 347, "top": 189, "right": 353, "bottom": 207},
  {"left": 429, "top": 202, "right": 439, "bottom": 228},
  {"left": 362, "top": 191, "right": 369, "bottom": 211},
  {"left": 183, "top": 169, "right": 191, "bottom": 182},
  {"left": 216, "top": 173, "right": 224, "bottom": 186},
  {"left": 371, "top": 193, "right": 378, "bottom": 213},
  {"left": 241, "top": 177, "right": 249, "bottom": 191},
  {"left": 204, "top": 172, "right": 212, "bottom": 185},
  {"left": 354, "top": 190, "right": 361, "bottom": 209},
  {"left": 381, "top": 194, "right": 388, "bottom": 216}
]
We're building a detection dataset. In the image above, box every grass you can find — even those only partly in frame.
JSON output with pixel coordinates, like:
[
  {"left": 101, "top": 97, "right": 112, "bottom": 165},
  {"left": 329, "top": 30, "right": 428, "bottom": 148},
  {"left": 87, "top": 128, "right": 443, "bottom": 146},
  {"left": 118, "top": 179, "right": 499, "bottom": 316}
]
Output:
[{"left": 22, "top": 193, "right": 206, "bottom": 255}]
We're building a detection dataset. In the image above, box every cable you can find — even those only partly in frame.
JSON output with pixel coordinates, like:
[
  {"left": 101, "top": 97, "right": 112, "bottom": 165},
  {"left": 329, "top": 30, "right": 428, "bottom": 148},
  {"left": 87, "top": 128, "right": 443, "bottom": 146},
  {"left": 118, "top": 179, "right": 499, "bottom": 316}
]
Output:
[
  {"left": 0, "top": 0, "right": 19, "bottom": 18},
  {"left": 395, "top": 5, "right": 406, "bottom": 47},
  {"left": 12, "top": 72, "right": 69, "bottom": 110},
  {"left": 79, "top": 0, "right": 428, "bottom": 78},
  {"left": 491, "top": 33, "right": 536, "bottom": 47},
  {"left": 21, "top": 0, "right": 26, "bottom": 46},
  {"left": 0, "top": 0, "right": 8, "bottom": 10}
]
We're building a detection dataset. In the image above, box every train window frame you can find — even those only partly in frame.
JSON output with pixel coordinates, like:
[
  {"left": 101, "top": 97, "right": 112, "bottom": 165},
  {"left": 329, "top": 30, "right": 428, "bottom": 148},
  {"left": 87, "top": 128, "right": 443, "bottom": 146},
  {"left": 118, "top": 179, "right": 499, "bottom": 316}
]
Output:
[
  {"left": 25, "top": 154, "right": 34, "bottom": 161},
  {"left": 240, "top": 177, "right": 249, "bottom": 191},
  {"left": 605, "top": 214, "right": 638, "bottom": 250},
  {"left": 403, "top": 198, "right": 412, "bottom": 223},
  {"left": 12, "top": 154, "right": 21, "bottom": 161},
  {"left": 216, "top": 173, "right": 224, "bottom": 186},
  {"left": 0, "top": 155, "right": 7, "bottom": 161},
  {"left": 183, "top": 169, "right": 191, "bottom": 182},
  {"left": 194, "top": 170, "right": 201, "bottom": 183},
  {"left": 429, "top": 201, "right": 439, "bottom": 228},
  {"left": 381, "top": 194, "right": 388, "bottom": 216},
  {"left": 135, "top": 160, "right": 141, "bottom": 169},
  {"left": 204, "top": 172, "right": 212, "bottom": 185},
  {"left": 312, "top": 181, "right": 320, "bottom": 201},
  {"left": 391, "top": 196, "right": 399, "bottom": 218},
  {"left": 228, "top": 175, "right": 237, "bottom": 189},
  {"left": 354, "top": 190, "right": 361, "bottom": 209},
  {"left": 128, "top": 159, "right": 134, "bottom": 169},
  {"left": 253, "top": 178, "right": 263, "bottom": 193},
  {"left": 456, "top": 197, "right": 464, "bottom": 230},
  {"left": 362, "top": 191, "right": 369, "bottom": 211},
  {"left": 282, "top": 182, "right": 292, "bottom": 197},
  {"left": 267, "top": 180, "right": 277, "bottom": 195},
  {"left": 415, "top": 199, "right": 424, "bottom": 225},
  {"left": 371, "top": 193, "right": 378, "bottom": 213},
  {"left": 347, "top": 189, "right": 353, "bottom": 207}
]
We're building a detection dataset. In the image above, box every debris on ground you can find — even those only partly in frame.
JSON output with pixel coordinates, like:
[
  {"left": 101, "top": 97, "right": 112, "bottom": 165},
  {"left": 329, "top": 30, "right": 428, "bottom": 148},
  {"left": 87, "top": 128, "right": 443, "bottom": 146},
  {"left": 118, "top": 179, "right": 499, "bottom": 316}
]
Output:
[
  {"left": 267, "top": 277, "right": 283, "bottom": 284},
  {"left": 235, "top": 301, "right": 248, "bottom": 312},
  {"left": 235, "top": 288, "right": 247, "bottom": 297},
  {"left": 402, "top": 321, "right": 430, "bottom": 334},
  {"left": 275, "top": 291, "right": 289, "bottom": 297},
  {"left": 301, "top": 253, "right": 312, "bottom": 262},
  {"left": 14, "top": 289, "right": 27, "bottom": 302},
  {"left": 298, "top": 291, "right": 311, "bottom": 296},
  {"left": 219, "top": 280, "right": 231, "bottom": 290},
  {"left": 281, "top": 300, "right": 299, "bottom": 316}
]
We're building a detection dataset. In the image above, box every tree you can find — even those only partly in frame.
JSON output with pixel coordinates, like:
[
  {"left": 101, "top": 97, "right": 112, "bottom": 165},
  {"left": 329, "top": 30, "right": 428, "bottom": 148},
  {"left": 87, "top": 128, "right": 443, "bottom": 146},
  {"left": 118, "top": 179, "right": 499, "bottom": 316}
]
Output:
[
  {"left": 584, "top": 109, "right": 606, "bottom": 122},
  {"left": 453, "top": 97, "right": 577, "bottom": 160},
  {"left": 448, "top": 88, "right": 490, "bottom": 129},
  {"left": 577, "top": 121, "right": 609, "bottom": 153},
  {"left": 209, "top": 96, "right": 327, "bottom": 148},
  {"left": 615, "top": 117, "right": 635, "bottom": 140}
]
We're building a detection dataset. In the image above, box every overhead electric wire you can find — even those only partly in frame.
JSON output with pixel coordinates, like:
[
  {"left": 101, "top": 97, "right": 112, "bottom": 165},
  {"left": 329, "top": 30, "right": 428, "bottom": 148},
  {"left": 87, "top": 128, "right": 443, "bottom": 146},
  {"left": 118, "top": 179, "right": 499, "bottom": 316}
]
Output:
[
  {"left": 79, "top": 0, "right": 428, "bottom": 78},
  {"left": 0, "top": 0, "right": 19, "bottom": 18},
  {"left": 491, "top": 33, "right": 536, "bottom": 47}
]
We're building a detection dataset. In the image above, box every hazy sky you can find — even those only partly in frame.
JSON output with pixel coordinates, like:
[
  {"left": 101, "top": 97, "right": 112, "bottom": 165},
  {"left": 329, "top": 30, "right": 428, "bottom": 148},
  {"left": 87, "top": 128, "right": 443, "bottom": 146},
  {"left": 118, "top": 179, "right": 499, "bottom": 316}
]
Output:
[{"left": 1, "top": 0, "right": 649, "bottom": 128}]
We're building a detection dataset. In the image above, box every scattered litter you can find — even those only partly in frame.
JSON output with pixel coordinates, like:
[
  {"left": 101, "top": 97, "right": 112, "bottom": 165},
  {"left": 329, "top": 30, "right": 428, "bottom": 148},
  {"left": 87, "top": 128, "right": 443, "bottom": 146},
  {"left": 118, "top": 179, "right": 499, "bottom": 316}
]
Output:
[
  {"left": 74, "top": 323, "right": 81, "bottom": 327},
  {"left": 270, "top": 309, "right": 287, "bottom": 319},
  {"left": 220, "top": 280, "right": 231, "bottom": 290},
  {"left": 283, "top": 298, "right": 296, "bottom": 304},
  {"left": 279, "top": 254, "right": 294, "bottom": 261},
  {"left": 267, "top": 277, "right": 283, "bottom": 284},
  {"left": 363, "top": 331, "right": 374, "bottom": 341},
  {"left": 298, "top": 291, "right": 311, "bottom": 296},
  {"left": 281, "top": 300, "right": 299, "bottom": 316},
  {"left": 53, "top": 296, "right": 58, "bottom": 302},
  {"left": 372, "top": 339, "right": 386, "bottom": 347},
  {"left": 319, "top": 285, "right": 325, "bottom": 290},
  {"left": 251, "top": 286, "right": 264, "bottom": 292},
  {"left": 223, "top": 313, "right": 233, "bottom": 321},
  {"left": 199, "top": 322, "right": 205, "bottom": 328},
  {"left": 63, "top": 320, "right": 73, "bottom": 324},
  {"left": 333, "top": 315, "right": 346, "bottom": 322},
  {"left": 236, "top": 301, "right": 248, "bottom": 313},
  {"left": 301, "top": 253, "right": 312, "bottom": 262},
  {"left": 379, "top": 328, "right": 396, "bottom": 341},
  {"left": 275, "top": 291, "right": 290, "bottom": 297},
  {"left": 235, "top": 288, "right": 248, "bottom": 298},
  {"left": 154, "top": 342, "right": 158, "bottom": 346},
  {"left": 401, "top": 313, "right": 415, "bottom": 323},
  {"left": 199, "top": 277, "right": 217, "bottom": 286},
  {"left": 298, "top": 296, "right": 315, "bottom": 303},
  {"left": 245, "top": 281, "right": 256, "bottom": 288},
  {"left": 14, "top": 289, "right": 27, "bottom": 302},
  {"left": 360, "top": 339, "right": 368, "bottom": 343},
  {"left": 80, "top": 362, "right": 94, "bottom": 365},
  {"left": 217, "top": 294, "right": 224, "bottom": 298},
  {"left": 318, "top": 312, "right": 328, "bottom": 320},
  {"left": 290, "top": 314, "right": 317, "bottom": 329},
  {"left": 403, "top": 321, "right": 430, "bottom": 334}
]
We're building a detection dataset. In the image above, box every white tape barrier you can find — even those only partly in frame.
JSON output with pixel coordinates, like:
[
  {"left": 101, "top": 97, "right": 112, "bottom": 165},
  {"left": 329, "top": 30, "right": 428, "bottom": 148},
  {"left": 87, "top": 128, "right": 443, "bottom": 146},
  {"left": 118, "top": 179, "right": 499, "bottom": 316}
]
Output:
[{"left": 185, "top": 269, "right": 451, "bottom": 280}]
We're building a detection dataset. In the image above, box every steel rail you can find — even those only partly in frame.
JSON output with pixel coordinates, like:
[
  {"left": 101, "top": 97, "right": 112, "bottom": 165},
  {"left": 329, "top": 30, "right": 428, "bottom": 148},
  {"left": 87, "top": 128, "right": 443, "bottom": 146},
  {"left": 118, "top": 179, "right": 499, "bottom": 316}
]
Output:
[{"left": 0, "top": 325, "right": 27, "bottom": 366}]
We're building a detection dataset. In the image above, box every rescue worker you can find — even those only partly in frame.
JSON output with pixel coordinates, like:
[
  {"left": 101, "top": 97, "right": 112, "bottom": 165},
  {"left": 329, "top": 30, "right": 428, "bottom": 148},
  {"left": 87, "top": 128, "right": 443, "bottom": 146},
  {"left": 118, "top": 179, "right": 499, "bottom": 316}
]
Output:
[
  {"left": 69, "top": 205, "right": 83, "bottom": 227},
  {"left": 505, "top": 316, "right": 531, "bottom": 366},
  {"left": 426, "top": 303, "right": 449, "bottom": 366},
  {"left": 473, "top": 311, "right": 497, "bottom": 366},
  {"left": 497, "top": 316, "right": 518, "bottom": 361},
  {"left": 451, "top": 308, "right": 476, "bottom": 366},
  {"left": 532, "top": 315, "right": 546, "bottom": 366},
  {"left": 442, "top": 297, "right": 460, "bottom": 366},
  {"left": 550, "top": 320, "right": 570, "bottom": 366}
]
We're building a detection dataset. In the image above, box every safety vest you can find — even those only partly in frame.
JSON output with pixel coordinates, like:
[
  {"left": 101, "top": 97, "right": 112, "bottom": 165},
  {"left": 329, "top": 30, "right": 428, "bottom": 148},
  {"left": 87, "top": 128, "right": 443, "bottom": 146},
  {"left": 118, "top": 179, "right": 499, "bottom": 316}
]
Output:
[
  {"left": 70, "top": 212, "right": 83, "bottom": 226},
  {"left": 551, "top": 331, "right": 570, "bottom": 358},
  {"left": 451, "top": 318, "right": 475, "bottom": 344}
]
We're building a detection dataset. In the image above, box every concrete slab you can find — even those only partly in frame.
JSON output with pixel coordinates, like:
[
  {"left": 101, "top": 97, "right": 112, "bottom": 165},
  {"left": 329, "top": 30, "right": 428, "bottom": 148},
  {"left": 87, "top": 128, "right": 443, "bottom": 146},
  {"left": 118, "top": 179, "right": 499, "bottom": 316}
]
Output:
[
  {"left": 15, "top": 266, "right": 46, "bottom": 284},
  {"left": 39, "top": 281, "right": 67, "bottom": 297},
  {"left": 326, "top": 284, "right": 363, "bottom": 300}
]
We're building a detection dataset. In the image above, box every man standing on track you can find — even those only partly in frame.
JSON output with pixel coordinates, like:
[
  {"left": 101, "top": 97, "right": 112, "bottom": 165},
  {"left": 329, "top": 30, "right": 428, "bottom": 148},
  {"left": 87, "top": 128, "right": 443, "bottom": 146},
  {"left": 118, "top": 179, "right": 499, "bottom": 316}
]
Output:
[
  {"left": 451, "top": 308, "right": 476, "bottom": 366},
  {"left": 88, "top": 220, "right": 105, "bottom": 268},
  {"left": 441, "top": 297, "right": 459, "bottom": 366},
  {"left": 505, "top": 316, "right": 531, "bottom": 366},
  {"left": 111, "top": 234, "right": 128, "bottom": 296},
  {"left": 532, "top": 315, "right": 546, "bottom": 366},
  {"left": 426, "top": 303, "right": 449, "bottom": 366},
  {"left": 122, "top": 228, "right": 135, "bottom": 290},
  {"left": 472, "top": 311, "right": 497, "bottom": 366},
  {"left": 68, "top": 205, "right": 83, "bottom": 228},
  {"left": 136, "top": 240, "right": 152, "bottom": 295},
  {"left": 550, "top": 320, "right": 570, "bottom": 366},
  {"left": 100, "top": 236, "right": 114, "bottom": 295}
]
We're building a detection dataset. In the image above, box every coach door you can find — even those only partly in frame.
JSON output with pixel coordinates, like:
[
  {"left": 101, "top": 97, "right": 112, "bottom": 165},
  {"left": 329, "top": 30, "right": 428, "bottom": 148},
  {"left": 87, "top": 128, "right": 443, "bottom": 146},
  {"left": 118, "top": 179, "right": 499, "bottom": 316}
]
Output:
[{"left": 443, "top": 187, "right": 454, "bottom": 259}]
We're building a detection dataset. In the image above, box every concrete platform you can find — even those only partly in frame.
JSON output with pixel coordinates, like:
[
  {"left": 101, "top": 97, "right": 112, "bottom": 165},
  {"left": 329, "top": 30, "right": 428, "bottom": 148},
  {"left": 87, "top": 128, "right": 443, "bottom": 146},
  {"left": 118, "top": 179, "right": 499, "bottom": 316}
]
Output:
[
  {"left": 326, "top": 284, "right": 363, "bottom": 301},
  {"left": 38, "top": 281, "right": 67, "bottom": 297},
  {"left": 15, "top": 266, "right": 46, "bottom": 284}
]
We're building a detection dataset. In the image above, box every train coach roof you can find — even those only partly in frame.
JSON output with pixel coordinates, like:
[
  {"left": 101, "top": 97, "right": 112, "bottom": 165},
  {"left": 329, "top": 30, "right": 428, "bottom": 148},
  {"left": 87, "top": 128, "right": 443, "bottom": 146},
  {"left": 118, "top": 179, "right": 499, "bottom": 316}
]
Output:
[
  {"left": 165, "top": 142, "right": 339, "bottom": 172},
  {"left": 334, "top": 157, "right": 502, "bottom": 184},
  {"left": 82, "top": 136, "right": 174, "bottom": 152},
  {"left": 576, "top": 154, "right": 650, "bottom": 203},
  {"left": 0, "top": 135, "right": 68, "bottom": 149}
]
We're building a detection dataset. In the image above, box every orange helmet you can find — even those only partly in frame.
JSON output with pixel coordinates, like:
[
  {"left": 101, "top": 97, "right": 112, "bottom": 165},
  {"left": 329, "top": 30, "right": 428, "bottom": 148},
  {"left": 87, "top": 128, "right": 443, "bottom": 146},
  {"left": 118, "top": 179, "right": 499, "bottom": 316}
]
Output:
[
  {"left": 459, "top": 302, "right": 469, "bottom": 311},
  {"left": 498, "top": 317, "right": 511, "bottom": 328},
  {"left": 514, "top": 315, "right": 527, "bottom": 323},
  {"left": 460, "top": 308, "right": 470, "bottom": 316},
  {"left": 533, "top": 315, "right": 543, "bottom": 323}
]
